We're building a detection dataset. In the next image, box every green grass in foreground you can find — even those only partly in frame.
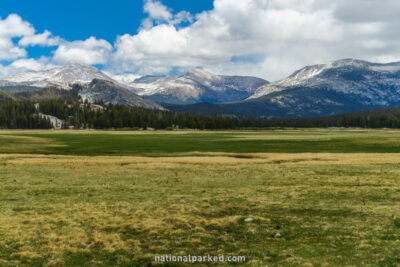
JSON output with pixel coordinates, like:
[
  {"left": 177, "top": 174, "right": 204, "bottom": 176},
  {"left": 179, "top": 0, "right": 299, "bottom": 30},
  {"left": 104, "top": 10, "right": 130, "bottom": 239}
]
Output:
[
  {"left": 1, "top": 129, "right": 400, "bottom": 155},
  {"left": 0, "top": 153, "right": 400, "bottom": 266},
  {"left": 0, "top": 129, "right": 400, "bottom": 266}
]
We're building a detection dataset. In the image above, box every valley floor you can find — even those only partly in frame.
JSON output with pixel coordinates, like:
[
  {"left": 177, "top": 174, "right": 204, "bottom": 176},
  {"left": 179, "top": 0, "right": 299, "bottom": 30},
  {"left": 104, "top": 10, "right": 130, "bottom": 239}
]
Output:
[{"left": 0, "top": 130, "right": 400, "bottom": 266}]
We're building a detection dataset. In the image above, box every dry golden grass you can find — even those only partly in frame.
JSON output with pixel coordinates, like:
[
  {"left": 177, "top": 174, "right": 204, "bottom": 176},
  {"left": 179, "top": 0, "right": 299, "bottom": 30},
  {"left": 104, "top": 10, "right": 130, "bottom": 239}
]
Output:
[
  {"left": 1, "top": 151, "right": 400, "bottom": 266},
  {"left": 3, "top": 152, "right": 400, "bottom": 166},
  {"left": 0, "top": 129, "right": 216, "bottom": 135},
  {"left": 0, "top": 130, "right": 400, "bottom": 266}
]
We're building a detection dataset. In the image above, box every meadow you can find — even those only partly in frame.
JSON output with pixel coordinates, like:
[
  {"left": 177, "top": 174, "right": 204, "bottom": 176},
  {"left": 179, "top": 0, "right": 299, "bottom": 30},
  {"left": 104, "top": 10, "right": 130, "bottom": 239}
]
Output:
[{"left": 0, "top": 129, "right": 400, "bottom": 266}]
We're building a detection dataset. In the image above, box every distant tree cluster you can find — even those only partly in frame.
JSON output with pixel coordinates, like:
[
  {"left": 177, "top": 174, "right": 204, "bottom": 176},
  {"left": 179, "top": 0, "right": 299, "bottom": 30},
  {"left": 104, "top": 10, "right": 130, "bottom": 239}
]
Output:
[{"left": 0, "top": 101, "right": 52, "bottom": 129}]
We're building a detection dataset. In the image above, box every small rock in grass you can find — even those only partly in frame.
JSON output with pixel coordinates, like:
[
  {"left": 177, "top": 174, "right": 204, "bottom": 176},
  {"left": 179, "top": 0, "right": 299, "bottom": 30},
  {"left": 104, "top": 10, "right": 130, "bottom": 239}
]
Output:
[
  {"left": 244, "top": 217, "right": 254, "bottom": 222},
  {"left": 274, "top": 232, "right": 281, "bottom": 238}
]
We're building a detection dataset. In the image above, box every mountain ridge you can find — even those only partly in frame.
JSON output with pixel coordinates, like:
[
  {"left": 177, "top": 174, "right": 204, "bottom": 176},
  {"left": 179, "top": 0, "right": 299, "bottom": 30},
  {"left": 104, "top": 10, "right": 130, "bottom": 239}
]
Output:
[
  {"left": 4, "top": 58, "right": 400, "bottom": 118},
  {"left": 0, "top": 62, "right": 116, "bottom": 89},
  {"left": 249, "top": 58, "right": 400, "bottom": 99},
  {"left": 80, "top": 79, "right": 165, "bottom": 110},
  {"left": 128, "top": 69, "right": 269, "bottom": 104}
]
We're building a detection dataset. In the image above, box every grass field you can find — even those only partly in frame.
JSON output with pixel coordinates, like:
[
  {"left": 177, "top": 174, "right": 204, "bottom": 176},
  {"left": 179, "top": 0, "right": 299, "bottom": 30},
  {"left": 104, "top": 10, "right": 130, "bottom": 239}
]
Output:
[{"left": 1, "top": 129, "right": 400, "bottom": 266}]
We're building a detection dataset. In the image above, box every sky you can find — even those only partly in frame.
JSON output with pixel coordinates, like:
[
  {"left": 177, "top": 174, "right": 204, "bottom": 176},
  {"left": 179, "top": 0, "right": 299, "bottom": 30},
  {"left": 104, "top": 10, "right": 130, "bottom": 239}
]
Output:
[{"left": 1, "top": 0, "right": 400, "bottom": 82}]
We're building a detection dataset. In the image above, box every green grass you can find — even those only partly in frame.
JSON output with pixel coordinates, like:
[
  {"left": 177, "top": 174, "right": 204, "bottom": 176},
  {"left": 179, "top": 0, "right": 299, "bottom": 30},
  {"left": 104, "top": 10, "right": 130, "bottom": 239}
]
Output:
[
  {"left": 1, "top": 129, "right": 400, "bottom": 266},
  {"left": 1, "top": 129, "right": 400, "bottom": 155}
]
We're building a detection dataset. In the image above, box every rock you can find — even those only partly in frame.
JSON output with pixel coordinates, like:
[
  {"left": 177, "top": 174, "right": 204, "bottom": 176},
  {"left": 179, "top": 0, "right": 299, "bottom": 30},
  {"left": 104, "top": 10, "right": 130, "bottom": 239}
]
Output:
[
  {"left": 244, "top": 217, "right": 254, "bottom": 223},
  {"left": 80, "top": 79, "right": 165, "bottom": 110}
]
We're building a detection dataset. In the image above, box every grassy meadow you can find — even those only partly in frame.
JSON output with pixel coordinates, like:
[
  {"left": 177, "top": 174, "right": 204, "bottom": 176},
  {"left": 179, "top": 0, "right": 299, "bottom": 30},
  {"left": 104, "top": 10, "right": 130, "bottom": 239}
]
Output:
[{"left": 0, "top": 129, "right": 400, "bottom": 266}]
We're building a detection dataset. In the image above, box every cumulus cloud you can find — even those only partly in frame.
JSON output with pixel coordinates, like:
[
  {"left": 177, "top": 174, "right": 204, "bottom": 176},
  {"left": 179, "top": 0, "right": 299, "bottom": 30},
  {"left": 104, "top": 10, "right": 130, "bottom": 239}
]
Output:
[
  {"left": 0, "top": 14, "right": 59, "bottom": 62},
  {"left": 19, "top": 30, "right": 60, "bottom": 47},
  {"left": 144, "top": 0, "right": 173, "bottom": 22},
  {"left": 0, "top": 13, "right": 34, "bottom": 37},
  {"left": 141, "top": 0, "right": 193, "bottom": 29},
  {"left": 0, "top": 58, "right": 55, "bottom": 78},
  {"left": 3, "top": 0, "right": 400, "bottom": 81},
  {"left": 0, "top": 14, "right": 32, "bottom": 60},
  {"left": 109, "top": 0, "right": 400, "bottom": 80},
  {"left": 53, "top": 37, "right": 112, "bottom": 65},
  {"left": 9, "top": 58, "right": 51, "bottom": 71},
  {"left": 105, "top": 72, "right": 141, "bottom": 84},
  {"left": 112, "top": 0, "right": 343, "bottom": 79}
]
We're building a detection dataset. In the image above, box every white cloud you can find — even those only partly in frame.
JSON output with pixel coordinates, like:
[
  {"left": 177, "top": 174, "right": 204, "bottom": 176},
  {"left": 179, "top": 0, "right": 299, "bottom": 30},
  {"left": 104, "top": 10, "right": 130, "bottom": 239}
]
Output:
[
  {"left": 105, "top": 72, "right": 141, "bottom": 84},
  {"left": 0, "top": 13, "right": 34, "bottom": 37},
  {"left": 0, "top": 14, "right": 59, "bottom": 61},
  {"left": 109, "top": 0, "right": 400, "bottom": 80},
  {"left": 19, "top": 30, "right": 60, "bottom": 47},
  {"left": 141, "top": 0, "right": 193, "bottom": 29},
  {"left": 53, "top": 37, "right": 112, "bottom": 65},
  {"left": 144, "top": 0, "right": 173, "bottom": 22},
  {"left": 112, "top": 0, "right": 343, "bottom": 79},
  {"left": 9, "top": 58, "right": 54, "bottom": 71},
  {"left": 0, "top": 14, "right": 32, "bottom": 60},
  {"left": 0, "top": 57, "right": 55, "bottom": 78},
  {"left": 4, "top": 1, "right": 400, "bottom": 81}
]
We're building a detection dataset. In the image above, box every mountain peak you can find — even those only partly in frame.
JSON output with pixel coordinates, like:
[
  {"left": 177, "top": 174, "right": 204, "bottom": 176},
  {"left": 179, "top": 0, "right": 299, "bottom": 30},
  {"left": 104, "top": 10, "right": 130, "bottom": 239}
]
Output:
[
  {"left": 61, "top": 61, "right": 100, "bottom": 71},
  {"left": 249, "top": 58, "right": 400, "bottom": 100},
  {"left": 1, "top": 62, "right": 115, "bottom": 88},
  {"left": 186, "top": 68, "right": 211, "bottom": 75},
  {"left": 81, "top": 78, "right": 165, "bottom": 110},
  {"left": 288, "top": 59, "right": 370, "bottom": 81},
  {"left": 329, "top": 58, "right": 370, "bottom": 69},
  {"left": 184, "top": 69, "right": 216, "bottom": 80}
]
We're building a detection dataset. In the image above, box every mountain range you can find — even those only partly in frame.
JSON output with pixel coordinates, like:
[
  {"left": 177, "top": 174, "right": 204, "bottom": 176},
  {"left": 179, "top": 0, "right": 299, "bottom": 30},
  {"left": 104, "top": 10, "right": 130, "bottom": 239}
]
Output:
[
  {"left": 128, "top": 69, "right": 268, "bottom": 104},
  {"left": 0, "top": 62, "right": 268, "bottom": 110},
  {"left": 221, "top": 59, "right": 400, "bottom": 118},
  {"left": 0, "top": 62, "right": 163, "bottom": 110},
  {"left": 166, "top": 59, "right": 400, "bottom": 118},
  {"left": 2, "top": 59, "right": 400, "bottom": 118}
]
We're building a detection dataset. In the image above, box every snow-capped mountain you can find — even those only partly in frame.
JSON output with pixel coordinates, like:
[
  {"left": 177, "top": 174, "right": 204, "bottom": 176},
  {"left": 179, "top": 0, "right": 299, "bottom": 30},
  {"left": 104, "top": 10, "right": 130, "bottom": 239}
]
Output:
[
  {"left": 0, "top": 62, "right": 115, "bottom": 89},
  {"left": 219, "top": 59, "right": 400, "bottom": 118},
  {"left": 80, "top": 79, "right": 165, "bottom": 110},
  {"left": 128, "top": 69, "right": 269, "bottom": 104},
  {"left": 0, "top": 63, "right": 164, "bottom": 110},
  {"left": 249, "top": 59, "right": 400, "bottom": 100}
]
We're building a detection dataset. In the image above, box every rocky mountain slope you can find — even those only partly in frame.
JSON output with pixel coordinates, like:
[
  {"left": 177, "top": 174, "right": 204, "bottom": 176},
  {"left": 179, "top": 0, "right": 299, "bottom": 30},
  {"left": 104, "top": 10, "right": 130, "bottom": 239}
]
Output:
[
  {"left": 128, "top": 69, "right": 268, "bottom": 104},
  {"left": 5, "top": 58, "right": 400, "bottom": 118},
  {"left": 79, "top": 79, "right": 165, "bottom": 110},
  {"left": 219, "top": 59, "right": 400, "bottom": 118},
  {"left": 0, "top": 63, "right": 164, "bottom": 110},
  {"left": 249, "top": 59, "right": 400, "bottom": 100}
]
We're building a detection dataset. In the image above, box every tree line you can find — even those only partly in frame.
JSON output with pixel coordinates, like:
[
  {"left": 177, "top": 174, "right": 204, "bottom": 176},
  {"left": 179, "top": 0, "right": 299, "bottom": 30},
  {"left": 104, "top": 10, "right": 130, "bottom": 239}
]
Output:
[
  {"left": 1, "top": 98, "right": 400, "bottom": 129},
  {"left": 0, "top": 99, "right": 239, "bottom": 130},
  {"left": 239, "top": 113, "right": 400, "bottom": 128}
]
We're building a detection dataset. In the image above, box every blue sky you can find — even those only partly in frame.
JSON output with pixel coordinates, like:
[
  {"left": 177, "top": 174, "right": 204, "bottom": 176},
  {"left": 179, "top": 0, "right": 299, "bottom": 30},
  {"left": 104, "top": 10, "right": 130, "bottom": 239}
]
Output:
[
  {"left": 0, "top": 0, "right": 213, "bottom": 59},
  {"left": 0, "top": 0, "right": 399, "bottom": 81}
]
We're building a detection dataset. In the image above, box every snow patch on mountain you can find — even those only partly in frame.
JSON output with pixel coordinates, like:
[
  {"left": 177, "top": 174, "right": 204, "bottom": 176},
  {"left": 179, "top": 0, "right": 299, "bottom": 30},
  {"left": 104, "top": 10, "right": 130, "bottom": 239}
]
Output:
[
  {"left": 79, "top": 79, "right": 165, "bottom": 110},
  {"left": 1, "top": 62, "right": 115, "bottom": 89},
  {"left": 128, "top": 69, "right": 269, "bottom": 104},
  {"left": 249, "top": 59, "right": 400, "bottom": 100}
]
